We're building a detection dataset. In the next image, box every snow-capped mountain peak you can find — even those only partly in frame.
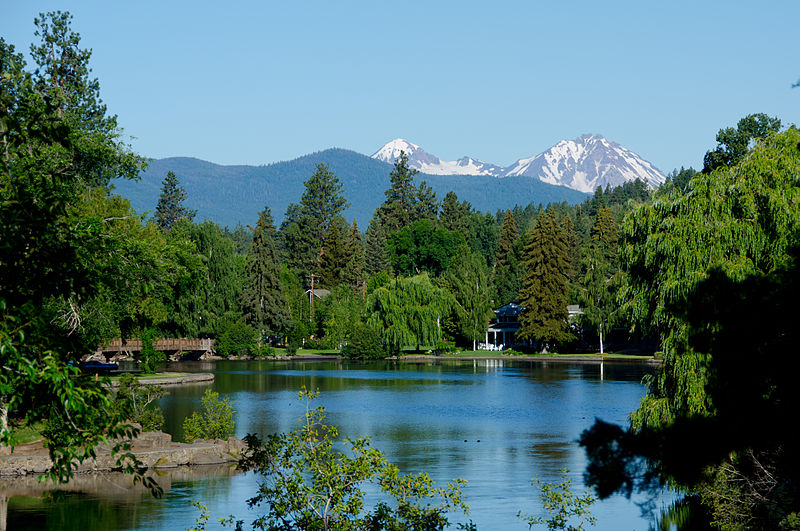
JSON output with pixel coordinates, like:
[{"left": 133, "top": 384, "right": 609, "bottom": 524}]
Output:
[
  {"left": 371, "top": 138, "right": 423, "bottom": 163},
  {"left": 371, "top": 139, "right": 502, "bottom": 176},
  {"left": 505, "top": 134, "right": 665, "bottom": 192},
  {"left": 370, "top": 135, "right": 666, "bottom": 193}
]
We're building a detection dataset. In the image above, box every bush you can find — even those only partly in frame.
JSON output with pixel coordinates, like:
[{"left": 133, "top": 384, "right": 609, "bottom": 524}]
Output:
[
  {"left": 341, "top": 322, "right": 387, "bottom": 360},
  {"left": 303, "top": 337, "right": 330, "bottom": 350},
  {"left": 285, "top": 341, "right": 299, "bottom": 355},
  {"left": 182, "top": 389, "right": 235, "bottom": 442},
  {"left": 434, "top": 340, "right": 456, "bottom": 355},
  {"left": 252, "top": 345, "right": 275, "bottom": 358},
  {"left": 116, "top": 373, "right": 166, "bottom": 432},
  {"left": 214, "top": 320, "right": 256, "bottom": 357}
]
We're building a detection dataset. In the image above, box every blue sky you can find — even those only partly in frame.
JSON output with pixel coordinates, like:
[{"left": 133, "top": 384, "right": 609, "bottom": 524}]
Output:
[{"left": 3, "top": 1, "right": 798, "bottom": 173}]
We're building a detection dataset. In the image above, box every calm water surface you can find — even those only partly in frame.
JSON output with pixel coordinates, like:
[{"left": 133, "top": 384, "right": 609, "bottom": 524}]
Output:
[{"left": 6, "top": 359, "right": 673, "bottom": 530}]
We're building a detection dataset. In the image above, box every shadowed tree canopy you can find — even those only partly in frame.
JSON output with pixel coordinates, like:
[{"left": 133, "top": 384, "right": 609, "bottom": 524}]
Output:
[
  {"left": 440, "top": 191, "right": 472, "bottom": 239},
  {"left": 582, "top": 127, "right": 800, "bottom": 529},
  {"left": 364, "top": 217, "right": 391, "bottom": 276}
]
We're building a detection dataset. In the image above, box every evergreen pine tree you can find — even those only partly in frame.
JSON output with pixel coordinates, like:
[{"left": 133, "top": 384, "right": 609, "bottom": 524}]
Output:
[
  {"left": 364, "top": 217, "right": 391, "bottom": 276},
  {"left": 343, "top": 220, "right": 366, "bottom": 291},
  {"left": 518, "top": 210, "right": 572, "bottom": 351},
  {"left": 493, "top": 210, "right": 521, "bottom": 306},
  {"left": 415, "top": 180, "right": 440, "bottom": 221},
  {"left": 282, "top": 163, "right": 348, "bottom": 278},
  {"left": 155, "top": 171, "right": 196, "bottom": 231},
  {"left": 376, "top": 151, "right": 420, "bottom": 234},
  {"left": 440, "top": 191, "right": 471, "bottom": 238},
  {"left": 242, "top": 207, "right": 290, "bottom": 341},
  {"left": 318, "top": 217, "right": 348, "bottom": 288},
  {"left": 561, "top": 214, "right": 582, "bottom": 285}
]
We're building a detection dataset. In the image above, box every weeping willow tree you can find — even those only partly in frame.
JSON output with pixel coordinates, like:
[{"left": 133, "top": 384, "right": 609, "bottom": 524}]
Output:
[
  {"left": 366, "top": 274, "right": 452, "bottom": 353},
  {"left": 581, "top": 126, "right": 800, "bottom": 529}
]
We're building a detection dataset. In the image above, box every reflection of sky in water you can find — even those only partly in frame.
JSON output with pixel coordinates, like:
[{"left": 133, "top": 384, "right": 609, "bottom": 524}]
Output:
[{"left": 7, "top": 360, "right": 674, "bottom": 530}]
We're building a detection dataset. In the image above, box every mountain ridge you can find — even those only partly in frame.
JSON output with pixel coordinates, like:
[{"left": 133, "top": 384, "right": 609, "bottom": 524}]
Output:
[{"left": 113, "top": 148, "right": 588, "bottom": 229}]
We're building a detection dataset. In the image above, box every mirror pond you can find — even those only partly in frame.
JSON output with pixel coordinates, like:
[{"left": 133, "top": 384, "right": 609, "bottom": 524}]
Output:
[{"left": 4, "top": 359, "right": 675, "bottom": 530}]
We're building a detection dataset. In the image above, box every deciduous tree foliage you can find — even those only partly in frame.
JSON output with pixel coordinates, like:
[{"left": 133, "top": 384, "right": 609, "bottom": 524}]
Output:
[
  {"left": 238, "top": 388, "right": 470, "bottom": 531},
  {"left": 702, "top": 113, "right": 781, "bottom": 173},
  {"left": 0, "top": 13, "right": 158, "bottom": 487},
  {"left": 366, "top": 274, "right": 452, "bottom": 352},
  {"left": 581, "top": 207, "right": 619, "bottom": 353},
  {"left": 581, "top": 127, "right": 800, "bottom": 529},
  {"left": 439, "top": 249, "right": 493, "bottom": 350},
  {"left": 387, "top": 219, "right": 466, "bottom": 277}
]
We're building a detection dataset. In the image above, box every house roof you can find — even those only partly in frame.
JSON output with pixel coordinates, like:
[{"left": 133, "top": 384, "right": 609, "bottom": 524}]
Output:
[{"left": 494, "top": 302, "right": 524, "bottom": 317}]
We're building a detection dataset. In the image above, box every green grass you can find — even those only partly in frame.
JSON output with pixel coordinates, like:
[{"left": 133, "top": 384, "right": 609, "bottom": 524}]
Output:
[
  {"left": 403, "top": 350, "right": 655, "bottom": 360},
  {"left": 108, "top": 372, "right": 187, "bottom": 382},
  {"left": 10, "top": 421, "right": 45, "bottom": 445}
]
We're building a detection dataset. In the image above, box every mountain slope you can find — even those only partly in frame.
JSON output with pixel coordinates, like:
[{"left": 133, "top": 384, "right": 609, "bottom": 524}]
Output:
[
  {"left": 113, "top": 149, "right": 587, "bottom": 229},
  {"left": 504, "top": 134, "right": 665, "bottom": 192}
]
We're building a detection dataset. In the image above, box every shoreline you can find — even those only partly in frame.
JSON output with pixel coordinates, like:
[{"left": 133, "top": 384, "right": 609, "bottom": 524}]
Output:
[
  {"left": 175, "top": 354, "right": 662, "bottom": 365},
  {"left": 109, "top": 372, "right": 215, "bottom": 387},
  {"left": 0, "top": 430, "right": 245, "bottom": 477}
]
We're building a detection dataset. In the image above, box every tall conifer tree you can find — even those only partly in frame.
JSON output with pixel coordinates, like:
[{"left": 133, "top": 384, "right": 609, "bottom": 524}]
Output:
[
  {"left": 493, "top": 210, "right": 521, "bottom": 306},
  {"left": 155, "top": 171, "right": 196, "bottom": 231},
  {"left": 318, "top": 217, "right": 349, "bottom": 288},
  {"left": 364, "top": 218, "right": 391, "bottom": 276},
  {"left": 376, "top": 152, "right": 420, "bottom": 234},
  {"left": 242, "top": 207, "right": 290, "bottom": 340},
  {"left": 343, "top": 220, "right": 366, "bottom": 291},
  {"left": 282, "top": 163, "right": 348, "bottom": 278},
  {"left": 518, "top": 210, "right": 572, "bottom": 351},
  {"left": 440, "top": 191, "right": 471, "bottom": 238}
]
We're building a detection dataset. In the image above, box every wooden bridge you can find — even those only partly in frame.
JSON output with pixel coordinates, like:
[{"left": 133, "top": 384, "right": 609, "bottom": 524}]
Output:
[{"left": 95, "top": 338, "right": 216, "bottom": 361}]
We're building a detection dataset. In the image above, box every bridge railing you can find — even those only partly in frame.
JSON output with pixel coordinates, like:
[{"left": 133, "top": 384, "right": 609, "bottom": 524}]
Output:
[{"left": 97, "top": 338, "right": 215, "bottom": 354}]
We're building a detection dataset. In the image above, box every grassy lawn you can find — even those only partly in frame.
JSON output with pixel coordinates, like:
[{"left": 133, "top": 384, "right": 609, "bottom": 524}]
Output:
[
  {"left": 406, "top": 350, "right": 655, "bottom": 360},
  {"left": 10, "top": 421, "right": 45, "bottom": 445},
  {"left": 108, "top": 372, "right": 187, "bottom": 383},
  {"left": 266, "top": 348, "right": 339, "bottom": 356}
]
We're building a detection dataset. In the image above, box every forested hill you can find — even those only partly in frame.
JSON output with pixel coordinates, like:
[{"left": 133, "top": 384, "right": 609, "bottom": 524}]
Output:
[{"left": 113, "top": 148, "right": 588, "bottom": 228}]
